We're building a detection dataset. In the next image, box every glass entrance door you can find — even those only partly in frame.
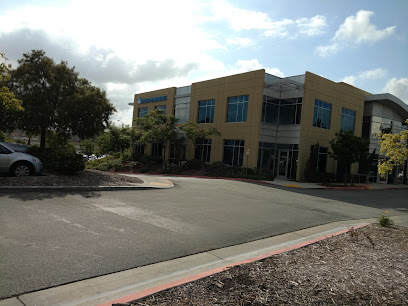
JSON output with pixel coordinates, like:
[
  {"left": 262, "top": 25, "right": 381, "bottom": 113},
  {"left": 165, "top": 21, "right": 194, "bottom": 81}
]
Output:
[{"left": 278, "top": 151, "right": 289, "bottom": 178}]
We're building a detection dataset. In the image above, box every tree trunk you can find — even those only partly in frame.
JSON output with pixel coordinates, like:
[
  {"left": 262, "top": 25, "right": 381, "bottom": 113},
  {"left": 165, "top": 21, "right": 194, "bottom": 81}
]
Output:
[
  {"left": 162, "top": 145, "right": 166, "bottom": 170},
  {"left": 40, "top": 127, "right": 46, "bottom": 149}
]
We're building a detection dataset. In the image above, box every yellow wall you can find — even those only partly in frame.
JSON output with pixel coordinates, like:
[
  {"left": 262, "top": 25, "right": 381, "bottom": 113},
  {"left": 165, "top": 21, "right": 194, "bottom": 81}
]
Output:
[
  {"left": 186, "top": 69, "right": 265, "bottom": 168},
  {"left": 133, "top": 87, "right": 176, "bottom": 158},
  {"left": 296, "top": 72, "right": 367, "bottom": 181}
]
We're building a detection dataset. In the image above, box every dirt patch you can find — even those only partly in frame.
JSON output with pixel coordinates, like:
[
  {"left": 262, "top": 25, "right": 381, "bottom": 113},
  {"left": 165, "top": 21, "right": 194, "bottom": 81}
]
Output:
[
  {"left": 132, "top": 225, "right": 408, "bottom": 305},
  {"left": 0, "top": 169, "right": 143, "bottom": 186}
]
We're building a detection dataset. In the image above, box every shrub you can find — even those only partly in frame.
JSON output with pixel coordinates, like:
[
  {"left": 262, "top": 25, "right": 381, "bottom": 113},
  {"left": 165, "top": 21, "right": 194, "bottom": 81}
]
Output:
[
  {"left": 378, "top": 211, "right": 394, "bottom": 227},
  {"left": 30, "top": 145, "right": 85, "bottom": 174},
  {"left": 205, "top": 161, "right": 226, "bottom": 176},
  {"left": 185, "top": 159, "right": 203, "bottom": 170}
]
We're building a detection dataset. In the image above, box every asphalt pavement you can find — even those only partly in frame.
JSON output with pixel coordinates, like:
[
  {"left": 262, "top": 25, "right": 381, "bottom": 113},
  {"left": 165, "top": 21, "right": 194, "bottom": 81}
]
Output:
[{"left": 0, "top": 175, "right": 407, "bottom": 301}]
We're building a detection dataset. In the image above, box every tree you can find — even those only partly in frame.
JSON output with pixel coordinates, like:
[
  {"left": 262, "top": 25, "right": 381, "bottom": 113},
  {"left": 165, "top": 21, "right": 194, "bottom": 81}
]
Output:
[
  {"left": 0, "top": 53, "right": 23, "bottom": 133},
  {"left": 95, "top": 125, "right": 140, "bottom": 158},
  {"left": 304, "top": 142, "right": 320, "bottom": 182},
  {"left": 11, "top": 50, "right": 115, "bottom": 149},
  {"left": 329, "top": 131, "right": 368, "bottom": 186},
  {"left": 135, "top": 109, "right": 179, "bottom": 168},
  {"left": 79, "top": 139, "right": 95, "bottom": 156},
  {"left": 179, "top": 121, "right": 220, "bottom": 165},
  {"left": 378, "top": 119, "right": 408, "bottom": 180}
]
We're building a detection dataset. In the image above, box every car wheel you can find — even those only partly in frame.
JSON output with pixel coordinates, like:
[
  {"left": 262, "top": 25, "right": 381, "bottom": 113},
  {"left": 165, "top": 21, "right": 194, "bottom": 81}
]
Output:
[{"left": 11, "top": 162, "right": 33, "bottom": 177}]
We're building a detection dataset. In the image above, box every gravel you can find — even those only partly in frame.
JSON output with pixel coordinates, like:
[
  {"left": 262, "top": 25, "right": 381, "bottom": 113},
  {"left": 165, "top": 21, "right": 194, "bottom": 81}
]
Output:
[
  {"left": 0, "top": 169, "right": 143, "bottom": 186},
  {"left": 132, "top": 225, "right": 408, "bottom": 305}
]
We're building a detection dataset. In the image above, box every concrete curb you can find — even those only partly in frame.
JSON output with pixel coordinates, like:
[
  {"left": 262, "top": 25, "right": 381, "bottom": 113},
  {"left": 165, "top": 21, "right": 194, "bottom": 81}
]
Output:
[
  {"left": 113, "top": 172, "right": 408, "bottom": 190},
  {"left": 99, "top": 223, "right": 370, "bottom": 306}
]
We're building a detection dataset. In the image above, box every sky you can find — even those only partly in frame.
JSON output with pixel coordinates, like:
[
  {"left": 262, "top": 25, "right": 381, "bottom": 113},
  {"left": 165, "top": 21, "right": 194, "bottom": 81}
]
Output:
[{"left": 1, "top": 0, "right": 407, "bottom": 126}]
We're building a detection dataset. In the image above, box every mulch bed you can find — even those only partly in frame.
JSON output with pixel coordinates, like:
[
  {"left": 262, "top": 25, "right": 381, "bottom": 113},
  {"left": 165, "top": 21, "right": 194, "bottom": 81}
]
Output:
[
  {"left": 0, "top": 169, "right": 143, "bottom": 186},
  {"left": 132, "top": 225, "right": 408, "bottom": 305}
]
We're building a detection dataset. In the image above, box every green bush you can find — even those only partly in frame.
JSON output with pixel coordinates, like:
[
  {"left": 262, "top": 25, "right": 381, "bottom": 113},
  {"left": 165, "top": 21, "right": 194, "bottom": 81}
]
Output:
[
  {"left": 185, "top": 159, "right": 203, "bottom": 170},
  {"left": 378, "top": 212, "right": 394, "bottom": 227},
  {"left": 205, "top": 161, "right": 226, "bottom": 176},
  {"left": 29, "top": 145, "right": 85, "bottom": 174}
]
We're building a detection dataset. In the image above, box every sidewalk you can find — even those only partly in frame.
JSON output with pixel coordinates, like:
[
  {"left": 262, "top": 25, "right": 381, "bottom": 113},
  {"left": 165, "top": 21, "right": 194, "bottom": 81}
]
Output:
[
  {"left": 2, "top": 215, "right": 407, "bottom": 306},
  {"left": 265, "top": 178, "right": 408, "bottom": 190}
]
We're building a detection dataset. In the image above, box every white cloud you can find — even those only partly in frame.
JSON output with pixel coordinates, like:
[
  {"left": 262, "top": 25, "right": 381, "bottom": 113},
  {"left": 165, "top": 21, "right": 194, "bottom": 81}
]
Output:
[
  {"left": 383, "top": 78, "right": 408, "bottom": 103},
  {"left": 317, "top": 10, "right": 396, "bottom": 57},
  {"left": 358, "top": 68, "right": 387, "bottom": 80},
  {"left": 341, "top": 75, "right": 357, "bottom": 86},
  {"left": 334, "top": 10, "right": 395, "bottom": 44},
  {"left": 341, "top": 68, "right": 387, "bottom": 86},
  {"left": 316, "top": 43, "right": 340, "bottom": 57},
  {"left": 296, "top": 15, "right": 327, "bottom": 36},
  {"left": 226, "top": 37, "right": 253, "bottom": 47}
]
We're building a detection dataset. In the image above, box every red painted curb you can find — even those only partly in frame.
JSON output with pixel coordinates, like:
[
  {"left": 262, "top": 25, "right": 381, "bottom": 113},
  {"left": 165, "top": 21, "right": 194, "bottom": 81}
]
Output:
[{"left": 98, "top": 223, "right": 370, "bottom": 306}]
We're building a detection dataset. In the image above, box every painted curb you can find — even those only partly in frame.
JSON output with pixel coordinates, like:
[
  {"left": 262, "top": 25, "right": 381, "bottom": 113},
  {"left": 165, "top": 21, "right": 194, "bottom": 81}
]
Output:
[{"left": 98, "top": 223, "right": 370, "bottom": 306}]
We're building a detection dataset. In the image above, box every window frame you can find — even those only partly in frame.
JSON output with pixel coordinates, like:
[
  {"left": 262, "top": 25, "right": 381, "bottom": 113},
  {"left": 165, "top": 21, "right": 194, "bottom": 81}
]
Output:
[
  {"left": 138, "top": 107, "right": 148, "bottom": 118},
  {"left": 197, "top": 99, "right": 215, "bottom": 124},
  {"left": 313, "top": 99, "right": 332, "bottom": 130},
  {"left": 226, "top": 95, "right": 249, "bottom": 123},
  {"left": 340, "top": 107, "right": 356, "bottom": 132},
  {"left": 223, "top": 139, "right": 245, "bottom": 166}
]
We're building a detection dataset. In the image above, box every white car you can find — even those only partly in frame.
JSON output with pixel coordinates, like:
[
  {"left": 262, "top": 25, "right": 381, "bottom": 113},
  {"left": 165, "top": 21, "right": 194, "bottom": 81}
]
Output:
[{"left": 0, "top": 142, "right": 43, "bottom": 177}]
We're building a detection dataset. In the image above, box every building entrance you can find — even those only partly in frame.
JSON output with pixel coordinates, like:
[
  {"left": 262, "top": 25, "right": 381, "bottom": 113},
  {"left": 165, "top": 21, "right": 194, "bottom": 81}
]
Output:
[{"left": 277, "top": 151, "right": 289, "bottom": 178}]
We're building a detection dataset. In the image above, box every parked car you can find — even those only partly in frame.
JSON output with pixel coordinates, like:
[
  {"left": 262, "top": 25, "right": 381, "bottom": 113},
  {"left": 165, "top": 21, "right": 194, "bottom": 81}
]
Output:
[{"left": 0, "top": 142, "right": 43, "bottom": 177}]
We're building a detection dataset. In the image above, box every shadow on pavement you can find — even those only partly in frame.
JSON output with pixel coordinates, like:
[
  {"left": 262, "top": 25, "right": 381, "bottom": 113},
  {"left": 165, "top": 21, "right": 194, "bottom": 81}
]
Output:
[
  {"left": 246, "top": 181, "right": 408, "bottom": 213},
  {"left": 0, "top": 190, "right": 102, "bottom": 201}
]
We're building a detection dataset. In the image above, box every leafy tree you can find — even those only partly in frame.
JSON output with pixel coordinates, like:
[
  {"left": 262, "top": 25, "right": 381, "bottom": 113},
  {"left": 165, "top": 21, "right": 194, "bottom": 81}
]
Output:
[
  {"left": 329, "top": 131, "right": 368, "bottom": 186},
  {"left": 95, "top": 125, "right": 140, "bottom": 159},
  {"left": 179, "top": 121, "right": 221, "bottom": 165},
  {"left": 11, "top": 50, "right": 115, "bottom": 149},
  {"left": 135, "top": 109, "right": 179, "bottom": 168},
  {"left": 378, "top": 119, "right": 408, "bottom": 180},
  {"left": 79, "top": 139, "right": 95, "bottom": 156},
  {"left": 0, "top": 53, "right": 23, "bottom": 132},
  {"left": 304, "top": 142, "right": 320, "bottom": 181}
]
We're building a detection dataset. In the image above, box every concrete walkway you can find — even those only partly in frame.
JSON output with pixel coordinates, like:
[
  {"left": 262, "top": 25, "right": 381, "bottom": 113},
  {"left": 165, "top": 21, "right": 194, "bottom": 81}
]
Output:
[
  {"left": 2, "top": 215, "right": 407, "bottom": 306},
  {"left": 262, "top": 178, "right": 408, "bottom": 190}
]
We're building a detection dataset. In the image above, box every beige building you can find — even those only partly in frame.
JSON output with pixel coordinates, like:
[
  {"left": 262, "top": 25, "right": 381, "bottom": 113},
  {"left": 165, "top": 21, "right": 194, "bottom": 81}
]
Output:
[{"left": 131, "top": 69, "right": 408, "bottom": 182}]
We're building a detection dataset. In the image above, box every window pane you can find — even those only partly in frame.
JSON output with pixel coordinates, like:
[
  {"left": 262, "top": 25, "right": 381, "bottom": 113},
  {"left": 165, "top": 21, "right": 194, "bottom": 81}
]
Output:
[{"left": 227, "top": 95, "right": 248, "bottom": 123}]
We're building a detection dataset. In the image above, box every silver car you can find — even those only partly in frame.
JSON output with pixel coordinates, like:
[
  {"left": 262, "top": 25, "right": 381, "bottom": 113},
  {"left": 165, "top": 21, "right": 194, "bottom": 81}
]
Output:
[{"left": 0, "top": 142, "right": 43, "bottom": 176}]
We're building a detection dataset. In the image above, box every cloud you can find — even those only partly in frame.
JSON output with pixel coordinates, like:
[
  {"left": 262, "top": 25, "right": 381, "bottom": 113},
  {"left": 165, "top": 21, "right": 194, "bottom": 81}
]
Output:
[
  {"left": 209, "top": 2, "right": 325, "bottom": 39},
  {"left": 235, "top": 59, "right": 284, "bottom": 77},
  {"left": 334, "top": 10, "right": 395, "bottom": 44},
  {"left": 383, "top": 78, "right": 408, "bottom": 104},
  {"left": 341, "top": 68, "right": 387, "bottom": 86},
  {"left": 317, "top": 10, "right": 396, "bottom": 57},
  {"left": 226, "top": 37, "right": 253, "bottom": 47},
  {"left": 296, "top": 15, "right": 327, "bottom": 36},
  {"left": 316, "top": 43, "right": 340, "bottom": 58}
]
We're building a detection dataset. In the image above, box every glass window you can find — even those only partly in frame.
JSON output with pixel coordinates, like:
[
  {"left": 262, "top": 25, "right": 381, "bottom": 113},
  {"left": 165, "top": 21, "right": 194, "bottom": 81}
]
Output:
[
  {"left": 227, "top": 95, "right": 248, "bottom": 122},
  {"left": 311, "top": 145, "right": 328, "bottom": 172},
  {"left": 138, "top": 107, "right": 148, "bottom": 118},
  {"left": 195, "top": 139, "right": 212, "bottom": 162},
  {"left": 198, "top": 99, "right": 215, "bottom": 123},
  {"left": 134, "top": 144, "right": 144, "bottom": 155},
  {"left": 340, "top": 107, "right": 356, "bottom": 132},
  {"left": 223, "top": 140, "right": 245, "bottom": 166},
  {"left": 313, "top": 99, "right": 331, "bottom": 129},
  {"left": 155, "top": 105, "right": 166, "bottom": 114},
  {"left": 262, "top": 96, "right": 302, "bottom": 125},
  {"left": 174, "top": 97, "right": 190, "bottom": 123},
  {"left": 152, "top": 143, "right": 163, "bottom": 156}
]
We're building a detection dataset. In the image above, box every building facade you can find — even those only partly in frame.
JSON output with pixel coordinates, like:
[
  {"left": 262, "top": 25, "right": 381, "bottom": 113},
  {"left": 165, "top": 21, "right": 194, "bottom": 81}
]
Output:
[{"left": 131, "top": 69, "right": 408, "bottom": 183}]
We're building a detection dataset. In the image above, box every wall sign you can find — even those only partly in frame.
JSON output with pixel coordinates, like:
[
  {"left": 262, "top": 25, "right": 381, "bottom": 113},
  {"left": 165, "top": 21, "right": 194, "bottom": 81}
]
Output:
[{"left": 137, "top": 96, "right": 167, "bottom": 104}]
